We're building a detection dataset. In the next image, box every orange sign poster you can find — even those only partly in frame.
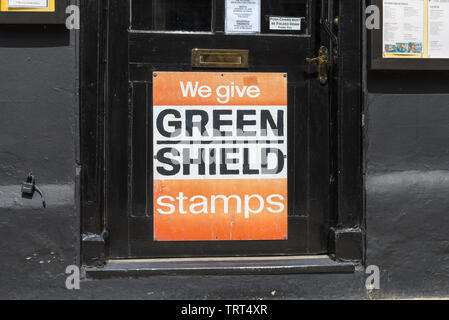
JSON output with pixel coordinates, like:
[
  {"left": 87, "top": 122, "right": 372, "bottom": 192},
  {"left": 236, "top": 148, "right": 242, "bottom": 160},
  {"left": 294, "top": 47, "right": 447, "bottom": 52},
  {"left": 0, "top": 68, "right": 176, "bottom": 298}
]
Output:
[{"left": 153, "top": 72, "right": 288, "bottom": 241}]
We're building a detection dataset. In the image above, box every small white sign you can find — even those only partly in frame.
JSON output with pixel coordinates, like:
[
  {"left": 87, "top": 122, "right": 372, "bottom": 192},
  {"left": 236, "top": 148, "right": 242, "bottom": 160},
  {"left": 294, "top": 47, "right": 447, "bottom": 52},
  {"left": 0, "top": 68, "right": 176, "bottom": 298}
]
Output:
[
  {"left": 269, "top": 17, "right": 302, "bottom": 31},
  {"left": 225, "top": 0, "right": 261, "bottom": 34},
  {"left": 7, "top": 0, "right": 48, "bottom": 8},
  {"left": 428, "top": 0, "right": 449, "bottom": 58}
]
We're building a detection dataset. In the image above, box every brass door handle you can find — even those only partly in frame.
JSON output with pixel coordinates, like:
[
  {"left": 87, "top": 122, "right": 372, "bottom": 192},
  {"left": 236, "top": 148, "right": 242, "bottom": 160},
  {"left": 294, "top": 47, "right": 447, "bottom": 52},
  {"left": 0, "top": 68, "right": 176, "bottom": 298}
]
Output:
[
  {"left": 306, "top": 46, "right": 329, "bottom": 85},
  {"left": 306, "top": 55, "right": 327, "bottom": 63}
]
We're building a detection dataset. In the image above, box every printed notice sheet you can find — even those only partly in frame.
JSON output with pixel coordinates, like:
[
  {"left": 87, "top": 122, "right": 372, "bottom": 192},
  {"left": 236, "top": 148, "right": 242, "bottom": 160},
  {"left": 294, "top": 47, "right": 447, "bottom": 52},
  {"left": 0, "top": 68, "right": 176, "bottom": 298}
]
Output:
[
  {"left": 225, "top": 0, "right": 261, "bottom": 34},
  {"left": 383, "top": 0, "right": 425, "bottom": 57},
  {"left": 269, "top": 17, "right": 302, "bottom": 31},
  {"left": 428, "top": 0, "right": 449, "bottom": 58}
]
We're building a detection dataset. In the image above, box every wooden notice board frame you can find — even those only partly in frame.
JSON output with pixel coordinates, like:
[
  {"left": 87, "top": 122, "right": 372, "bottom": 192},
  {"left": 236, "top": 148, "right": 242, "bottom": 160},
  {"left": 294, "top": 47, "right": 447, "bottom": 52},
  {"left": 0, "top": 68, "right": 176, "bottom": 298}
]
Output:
[
  {"left": 370, "top": 0, "right": 449, "bottom": 70},
  {"left": 0, "top": 0, "right": 69, "bottom": 24}
]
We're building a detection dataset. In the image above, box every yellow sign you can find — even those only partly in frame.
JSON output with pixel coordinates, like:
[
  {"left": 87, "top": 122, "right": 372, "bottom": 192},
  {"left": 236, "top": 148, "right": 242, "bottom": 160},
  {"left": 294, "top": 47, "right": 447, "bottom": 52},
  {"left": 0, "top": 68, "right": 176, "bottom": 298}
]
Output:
[{"left": 0, "top": 0, "right": 55, "bottom": 12}]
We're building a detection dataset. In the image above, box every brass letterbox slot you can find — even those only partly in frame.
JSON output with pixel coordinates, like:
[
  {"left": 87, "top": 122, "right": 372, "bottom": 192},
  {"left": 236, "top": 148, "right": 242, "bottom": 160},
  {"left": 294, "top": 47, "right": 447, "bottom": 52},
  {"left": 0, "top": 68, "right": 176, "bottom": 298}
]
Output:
[{"left": 192, "top": 49, "right": 249, "bottom": 69}]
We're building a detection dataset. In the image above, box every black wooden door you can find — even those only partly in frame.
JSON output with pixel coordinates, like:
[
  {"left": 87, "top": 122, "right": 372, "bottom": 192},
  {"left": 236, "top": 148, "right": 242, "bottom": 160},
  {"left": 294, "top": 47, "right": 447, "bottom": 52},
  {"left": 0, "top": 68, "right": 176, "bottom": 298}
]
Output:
[{"left": 105, "top": 0, "right": 335, "bottom": 258}]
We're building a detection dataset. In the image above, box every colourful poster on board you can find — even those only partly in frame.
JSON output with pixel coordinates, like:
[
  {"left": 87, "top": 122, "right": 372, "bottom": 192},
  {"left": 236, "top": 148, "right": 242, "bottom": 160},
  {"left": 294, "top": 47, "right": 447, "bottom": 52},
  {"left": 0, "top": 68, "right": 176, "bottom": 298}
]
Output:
[
  {"left": 383, "top": 0, "right": 449, "bottom": 58},
  {"left": 383, "top": 0, "right": 425, "bottom": 57}
]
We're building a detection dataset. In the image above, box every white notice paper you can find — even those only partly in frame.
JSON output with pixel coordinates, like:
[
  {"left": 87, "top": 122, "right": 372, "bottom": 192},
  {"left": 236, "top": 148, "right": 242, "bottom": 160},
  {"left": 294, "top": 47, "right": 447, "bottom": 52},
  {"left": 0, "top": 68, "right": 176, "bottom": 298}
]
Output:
[
  {"left": 383, "top": 0, "right": 424, "bottom": 56},
  {"left": 225, "top": 0, "right": 261, "bottom": 34},
  {"left": 7, "top": 0, "right": 48, "bottom": 8},
  {"left": 269, "top": 17, "right": 302, "bottom": 31},
  {"left": 428, "top": 0, "right": 449, "bottom": 58}
]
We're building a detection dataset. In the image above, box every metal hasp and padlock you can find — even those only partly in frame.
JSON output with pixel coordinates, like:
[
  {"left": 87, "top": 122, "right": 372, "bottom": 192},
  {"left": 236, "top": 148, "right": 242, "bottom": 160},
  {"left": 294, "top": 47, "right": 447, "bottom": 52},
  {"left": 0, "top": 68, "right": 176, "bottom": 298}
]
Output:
[
  {"left": 21, "top": 173, "right": 46, "bottom": 208},
  {"left": 306, "top": 46, "right": 329, "bottom": 85}
]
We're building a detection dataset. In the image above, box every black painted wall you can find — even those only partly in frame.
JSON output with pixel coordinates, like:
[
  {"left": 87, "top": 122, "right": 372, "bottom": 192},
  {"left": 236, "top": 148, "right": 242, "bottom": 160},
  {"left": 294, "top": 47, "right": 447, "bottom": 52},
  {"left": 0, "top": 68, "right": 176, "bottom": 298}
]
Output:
[
  {"left": 365, "top": 91, "right": 449, "bottom": 298},
  {"left": 0, "top": 25, "right": 79, "bottom": 298},
  {"left": 0, "top": 6, "right": 448, "bottom": 299}
]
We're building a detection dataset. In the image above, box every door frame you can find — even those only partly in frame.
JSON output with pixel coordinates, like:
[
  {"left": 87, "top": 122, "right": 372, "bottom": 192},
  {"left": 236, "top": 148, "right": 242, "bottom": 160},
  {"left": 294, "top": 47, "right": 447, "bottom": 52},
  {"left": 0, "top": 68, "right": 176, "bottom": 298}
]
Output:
[{"left": 79, "top": 0, "right": 363, "bottom": 267}]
